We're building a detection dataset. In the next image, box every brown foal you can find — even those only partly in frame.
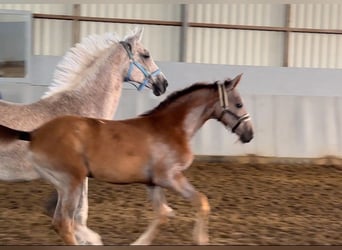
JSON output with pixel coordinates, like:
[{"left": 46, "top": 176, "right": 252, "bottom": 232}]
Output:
[{"left": 0, "top": 74, "right": 253, "bottom": 245}]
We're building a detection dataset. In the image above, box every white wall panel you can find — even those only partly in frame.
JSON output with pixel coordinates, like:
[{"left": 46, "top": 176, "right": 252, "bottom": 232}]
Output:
[{"left": 253, "top": 95, "right": 275, "bottom": 157}]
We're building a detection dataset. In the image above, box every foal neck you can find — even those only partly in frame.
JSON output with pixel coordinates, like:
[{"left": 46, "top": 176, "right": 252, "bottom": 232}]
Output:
[{"left": 148, "top": 87, "right": 217, "bottom": 139}]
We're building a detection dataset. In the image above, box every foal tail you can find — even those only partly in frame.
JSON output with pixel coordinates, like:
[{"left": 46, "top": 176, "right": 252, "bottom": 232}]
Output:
[{"left": 0, "top": 124, "right": 31, "bottom": 144}]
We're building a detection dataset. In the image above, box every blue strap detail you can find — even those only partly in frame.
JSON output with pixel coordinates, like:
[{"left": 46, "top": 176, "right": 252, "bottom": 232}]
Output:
[
  {"left": 150, "top": 69, "right": 161, "bottom": 77},
  {"left": 137, "top": 68, "right": 161, "bottom": 91},
  {"left": 125, "top": 61, "right": 134, "bottom": 81},
  {"left": 138, "top": 78, "right": 150, "bottom": 91},
  {"left": 133, "top": 61, "right": 150, "bottom": 77},
  {"left": 121, "top": 41, "right": 162, "bottom": 91}
]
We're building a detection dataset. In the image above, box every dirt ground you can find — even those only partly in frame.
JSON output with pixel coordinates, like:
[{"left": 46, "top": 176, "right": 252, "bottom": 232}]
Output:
[{"left": 0, "top": 160, "right": 341, "bottom": 245}]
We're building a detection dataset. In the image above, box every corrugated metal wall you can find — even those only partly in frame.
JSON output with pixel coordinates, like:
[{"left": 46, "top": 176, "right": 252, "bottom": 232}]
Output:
[
  {"left": 79, "top": 3, "right": 181, "bottom": 62},
  {"left": 186, "top": 4, "right": 285, "bottom": 66},
  {"left": 0, "top": 3, "right": 341, "bottom": 67},
  {"left": 289, "top": 4, "right": 342, "bottom": 68}
]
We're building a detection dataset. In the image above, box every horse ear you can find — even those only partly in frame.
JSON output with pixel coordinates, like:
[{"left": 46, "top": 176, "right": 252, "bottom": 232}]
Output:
[
  {"left": 124, "top": 26, "right": 144, "bottom": 49},
  {"left": 224, "top": 73, "right": 243, "bottom": 90},
  {"left": 134, "top": 26, "right": 144, "bottom": 42}
]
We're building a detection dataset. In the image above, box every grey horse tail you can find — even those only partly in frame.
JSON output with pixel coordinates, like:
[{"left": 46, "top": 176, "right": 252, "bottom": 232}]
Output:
[{"left": 0, "top": 124, "right": 31, "bottom": 143}]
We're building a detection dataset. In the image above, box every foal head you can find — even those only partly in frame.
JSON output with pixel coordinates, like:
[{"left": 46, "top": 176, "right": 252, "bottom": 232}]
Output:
[
  {"left": 213, "top": 74, "right": 253, "bottom": 143},
  {"left": 120, "top": 27, "right": 168, "bottom": 96}
]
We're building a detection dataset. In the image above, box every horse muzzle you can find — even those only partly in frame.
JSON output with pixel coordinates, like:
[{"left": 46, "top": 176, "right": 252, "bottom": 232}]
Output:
[
  {"left": 239, "top": 126, "right": 254, "bottom": 143},
  {"left": 152, "top": 78, "right": 168, "bottom": 96}
]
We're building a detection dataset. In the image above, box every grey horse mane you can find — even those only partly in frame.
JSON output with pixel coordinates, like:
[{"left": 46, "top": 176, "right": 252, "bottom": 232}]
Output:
[{"left": 42, "top": 32, "right": 121, "bottom": 98}]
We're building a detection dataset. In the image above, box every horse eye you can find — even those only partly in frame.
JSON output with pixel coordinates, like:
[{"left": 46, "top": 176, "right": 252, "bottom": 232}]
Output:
[
  {"left": 236, "top": 103, "right": 243, "bottom": 108},
  {"left": 126, "top": 43, "right": 132, "bottom": 52},
  {"left": 141, "top": 53, "right": 150, "bottom": 59}
]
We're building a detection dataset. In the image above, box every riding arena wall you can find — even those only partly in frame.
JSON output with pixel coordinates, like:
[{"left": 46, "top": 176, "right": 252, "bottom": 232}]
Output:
[{"left": 1, "top": 55, "right": 342, "bottom": 164}]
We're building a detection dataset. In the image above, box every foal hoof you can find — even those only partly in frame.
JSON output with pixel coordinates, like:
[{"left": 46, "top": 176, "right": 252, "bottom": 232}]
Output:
[
  {"left": 163, "top": 204, "right": 175, "bottom": 217},
  {"left": 75, "top": 226, "right": 103, "bottom": 245},
  {"left": 198, "top": 239, "right": 209, "bottom": 245},
  {"left": 130, "top": 239, "right": 151, "bottom": 245},
  {"left": 194, "top": 233, "right": 209, "bottom": 245}
]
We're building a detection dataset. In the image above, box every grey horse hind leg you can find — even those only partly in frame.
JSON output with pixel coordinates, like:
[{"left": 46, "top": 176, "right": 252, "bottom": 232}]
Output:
[
  {"left": 44, "top": 190, "right": 59, "bottom": 217},
  {"left": 52, "top": 183, "right": 83, "bottom": 245},
  {"left": 131, "top": 186, "right": 174, "bottom": 245},
  {"left": 74, "top": 178, "right": 103, "bottom": 245},
  {"left": 44, "top": 178, "right": 102, "bottom": 244}
]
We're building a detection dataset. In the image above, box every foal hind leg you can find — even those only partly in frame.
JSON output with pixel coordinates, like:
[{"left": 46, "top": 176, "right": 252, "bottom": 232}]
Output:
[
  {"left": 131, "top": 186, "right": 174, "bottom": 245},
  {"left": 47, "top": 177, "right": 83, "bottom": 245},
  {"left": 35, "top": 159, "right": 99, "bottom": 245},
  {"left": 157, "top": 172, "right": 210, "bottom": 245},
  {"left": 74, "top": 178, "right": 103, "bottom": 245}
]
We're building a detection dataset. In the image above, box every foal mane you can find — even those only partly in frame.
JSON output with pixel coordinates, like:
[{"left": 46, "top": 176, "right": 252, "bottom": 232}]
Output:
[
  {"left": 140, "top": 81, "right": 218, "bottom": 116},
  {"left": 42, "top": 32, "right": 120, "bottom": 98}
]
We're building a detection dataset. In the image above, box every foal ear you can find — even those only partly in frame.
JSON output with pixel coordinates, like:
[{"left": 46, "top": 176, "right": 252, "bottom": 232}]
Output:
[{"left": 224, "top": 73, "right": 243, "bottom": 90}]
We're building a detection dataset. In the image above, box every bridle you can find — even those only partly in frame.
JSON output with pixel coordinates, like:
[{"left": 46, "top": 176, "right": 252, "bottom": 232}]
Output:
[
  {"left": 120, "top": 41, "right": 162, "bottom": 91},
  {"left": 216, "top": 82, "right": 251, "bottom": 133}
]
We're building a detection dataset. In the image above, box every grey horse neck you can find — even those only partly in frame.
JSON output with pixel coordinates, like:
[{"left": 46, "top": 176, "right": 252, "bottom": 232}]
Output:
[{"left": 40, "top": 45, "right": 127, "bottom": 120}]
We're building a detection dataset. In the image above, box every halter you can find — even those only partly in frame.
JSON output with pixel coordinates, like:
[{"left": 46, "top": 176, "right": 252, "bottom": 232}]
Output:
[
  {"left": 216, "top": 82, "right": 251, "bottom": 133},
  {"left": 120, "top": 41, "right": 162, "bottom": 91}
]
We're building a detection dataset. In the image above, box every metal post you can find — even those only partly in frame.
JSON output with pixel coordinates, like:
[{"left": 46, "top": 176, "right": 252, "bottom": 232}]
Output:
[
  {"left": 72, "top": 4, "right": 81, "bottom": 45},
  {"left": 179, "top": 4, "right": 189, "bottom": 62},
  {"left": 283, "top": 4, "right": 291, "bottom": 67}
]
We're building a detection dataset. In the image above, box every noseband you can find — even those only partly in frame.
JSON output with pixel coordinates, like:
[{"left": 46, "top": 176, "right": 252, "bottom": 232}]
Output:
[
  {"left": 120, "top": 41, "right": 162, "bottom": 91},
  {"left": 216, "top": 82, "right": 251, "bottom": 133}
]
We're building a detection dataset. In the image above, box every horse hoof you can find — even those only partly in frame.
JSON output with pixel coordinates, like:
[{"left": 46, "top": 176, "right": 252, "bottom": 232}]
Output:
[
  {"left": 130, "top": 239, "right": 150, "bottom": 245},
  {"left": 194, "top": 233, "right": 209, "bottom": 245},
  {"left": 197, "top": 237, "right": 209, "bottom": 245}
]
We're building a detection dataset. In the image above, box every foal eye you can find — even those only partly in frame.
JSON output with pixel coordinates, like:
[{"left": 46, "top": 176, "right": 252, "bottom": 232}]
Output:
[{"left": 236, "top": 103, "right": 243, "bottom": 108}]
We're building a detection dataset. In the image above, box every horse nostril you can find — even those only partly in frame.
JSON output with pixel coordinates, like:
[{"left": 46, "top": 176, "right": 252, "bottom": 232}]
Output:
[{"left": 240, "top": 130, "right": 253, "bottom": 143}]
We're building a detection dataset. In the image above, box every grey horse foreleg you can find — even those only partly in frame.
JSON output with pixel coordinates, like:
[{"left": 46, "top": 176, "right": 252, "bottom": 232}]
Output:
[{"left": 74, "top": 178, "right": 103, "bottom": 245}]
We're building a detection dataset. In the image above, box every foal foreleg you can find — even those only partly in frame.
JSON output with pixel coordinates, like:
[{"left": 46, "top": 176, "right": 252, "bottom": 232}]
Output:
[
  {"left": 165, "top": 172, "right": 210, "bottom": 245},
  {"left": 131, "top": 186, "right": 174, "bottom": 245}
]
